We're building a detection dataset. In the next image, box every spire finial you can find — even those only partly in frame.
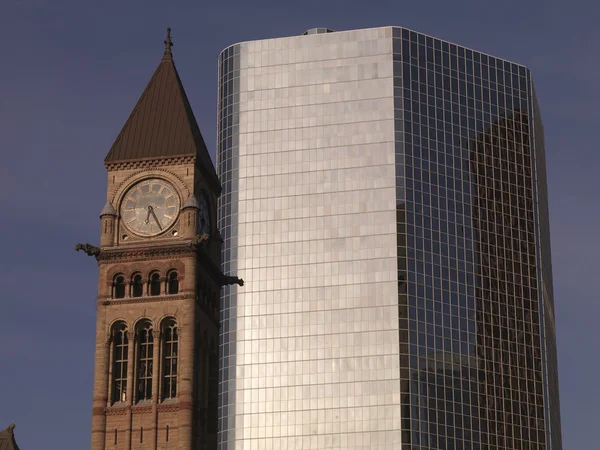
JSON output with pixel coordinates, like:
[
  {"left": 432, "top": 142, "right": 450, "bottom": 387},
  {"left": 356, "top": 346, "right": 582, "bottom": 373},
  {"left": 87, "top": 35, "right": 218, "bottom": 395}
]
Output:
[{"left": 163, "top": 27, "right": 173, "bottom": 58}]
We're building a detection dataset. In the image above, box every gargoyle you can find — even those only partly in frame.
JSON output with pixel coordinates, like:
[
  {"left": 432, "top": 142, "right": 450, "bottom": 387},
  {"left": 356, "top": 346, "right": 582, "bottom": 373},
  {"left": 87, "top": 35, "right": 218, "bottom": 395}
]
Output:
[
  {"left": 192, "top": 233, "right": 211, "bottom": 246},
  {"left": 75, "top": 243, "right": 101, "bottom": 257},
  {"left": 221, "top": 274, "right": 244, "bottom": 287}
]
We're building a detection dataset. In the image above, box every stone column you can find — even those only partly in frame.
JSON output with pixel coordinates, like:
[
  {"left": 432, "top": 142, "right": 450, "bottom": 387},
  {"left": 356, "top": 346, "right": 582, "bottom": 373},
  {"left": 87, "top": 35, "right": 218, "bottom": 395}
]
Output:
[
  {"left": 160, "top": 276, "right": 167, "bottom": 296},
  {"left": 151, "top": 329, "right": 161, "bottom": 450},
  {"left": 125, "top": 332, "right": 136, "bottom": 450},
  {"left": 90, "top": 331, "right": 110, "bottom": 450},
  {"left": 106, "top": 337, "right": 114, "bottom": 406},
  {"left": 178, "top": 256, "right": 197, "bottom": 450}
]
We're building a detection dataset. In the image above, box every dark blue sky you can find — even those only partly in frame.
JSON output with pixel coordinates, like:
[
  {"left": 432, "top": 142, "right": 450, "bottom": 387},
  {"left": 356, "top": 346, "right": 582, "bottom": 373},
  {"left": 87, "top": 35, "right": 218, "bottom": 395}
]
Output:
[{"left": 1, "top": 0, "right": 597, "bottom": 448}]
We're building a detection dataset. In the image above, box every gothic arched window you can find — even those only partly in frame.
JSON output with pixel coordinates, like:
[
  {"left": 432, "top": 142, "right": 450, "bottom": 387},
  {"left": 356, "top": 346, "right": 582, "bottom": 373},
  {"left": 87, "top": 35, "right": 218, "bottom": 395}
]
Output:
[
  {"left": 114, "top": 274, "right": 126, "bottom": 299},
  {"left": 135, "top": 320, "right": 154, "bottom": 402},
  {"left": 167, "top": 271, "right": 179, "bottom": 295},
  {"left": 131, "top": 273, "right": 143, "bottom": 298},
  {"left": 111, "top": 322, "right": 128, "bottom": 403},
  {"left": 149, "top": 272, "right": 161, "bottom": 296},
  {"left": 161, "top": 318, "right": 178, "bottom": 400}
]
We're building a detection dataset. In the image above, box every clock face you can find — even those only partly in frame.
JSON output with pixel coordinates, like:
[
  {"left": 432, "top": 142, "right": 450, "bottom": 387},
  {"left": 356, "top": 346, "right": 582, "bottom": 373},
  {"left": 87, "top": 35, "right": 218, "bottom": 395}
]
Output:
[
  {"left": 198, "top": 193, "right": 211, "bottom": 234},
  {"left": 120, "top": 179, "right": 180, "bottom": 237}
]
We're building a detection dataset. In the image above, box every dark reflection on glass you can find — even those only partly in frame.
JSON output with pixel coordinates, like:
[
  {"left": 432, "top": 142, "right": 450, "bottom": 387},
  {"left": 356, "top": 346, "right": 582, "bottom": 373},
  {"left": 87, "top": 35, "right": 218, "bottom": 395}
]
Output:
[
  {"left": 471, "top": 111, "right": 546, "bottom": 449},
  {"left": 395, "top": 29, "right": 560, "bottom": 450}
]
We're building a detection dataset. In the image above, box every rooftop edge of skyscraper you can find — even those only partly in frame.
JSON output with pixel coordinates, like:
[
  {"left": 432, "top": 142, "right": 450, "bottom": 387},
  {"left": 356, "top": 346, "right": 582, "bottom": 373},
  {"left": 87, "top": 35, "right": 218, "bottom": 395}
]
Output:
[{"left": 218, "top": 25, "right": 529, "bottom": 70}]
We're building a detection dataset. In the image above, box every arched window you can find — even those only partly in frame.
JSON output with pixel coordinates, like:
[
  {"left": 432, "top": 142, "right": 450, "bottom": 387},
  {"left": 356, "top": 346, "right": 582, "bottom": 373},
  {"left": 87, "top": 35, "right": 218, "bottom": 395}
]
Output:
[
  {"left": 111, "top": 322, "right": 128, "bottom": 403},
  {"left": 161, "top": 318, "right": 178, "bottom": 400},
  {"left": 149, "top": 272, "right": 161, "bottom": 296},
  {"left": 135, "top": 320, "right": 153, "bottom": 402},
  {"left": 131, "top": 274, "right": 143, "bottom": 298},
  {"left": 167, "top": 271, "right": 179, "bottom": 295},
  {"left": 114, "top": 274, "right": 126, "bottom": 299}
]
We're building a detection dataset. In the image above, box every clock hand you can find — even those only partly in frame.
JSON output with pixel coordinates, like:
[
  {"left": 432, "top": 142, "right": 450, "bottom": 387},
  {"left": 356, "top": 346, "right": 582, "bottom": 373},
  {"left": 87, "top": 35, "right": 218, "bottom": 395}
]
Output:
[
  {"left": 145, "top": 205, "right": 151, "bottom": 224},
  {"left": 150, "top": 207, "right": 163, "bottom": 230}
]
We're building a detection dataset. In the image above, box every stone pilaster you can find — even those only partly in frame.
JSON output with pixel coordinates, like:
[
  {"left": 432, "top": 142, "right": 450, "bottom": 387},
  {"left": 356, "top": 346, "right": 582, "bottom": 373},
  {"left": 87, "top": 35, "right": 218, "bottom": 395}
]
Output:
[
  {"left": 151, "top": 329, "right": 161, "bottom": 450},
  {"left": 178, "top": 256, "right": 196, "bottom": 450},
  {"left": 106, "top": 336, "right": 114, "bottom": 407},
  {"left": 90, "top": 329, "right": 110, "bottom": 450},
  {"left": 125, "top": 332, "right": 135, "bottom": 449},
  {"left": 160, "top": 276, "right": 167, "bottom": 296}
]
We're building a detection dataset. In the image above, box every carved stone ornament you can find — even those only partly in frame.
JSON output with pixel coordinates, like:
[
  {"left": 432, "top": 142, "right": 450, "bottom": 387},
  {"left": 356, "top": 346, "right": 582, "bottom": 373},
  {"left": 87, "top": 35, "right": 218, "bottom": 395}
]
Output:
[
  {"left": 131, "top": 405, "right": 152, "bottom": 415},
  {"left": 157, "top": 403, "right": 180, "bottom": 413},
  {"left": 75, "top": 243, "right": 101, "bottom": 258},
  {"left": 105, "top": 155, "right": 195, "bottom": 172},
  {"left": 192, "top": 233, "right": 211, "bottom": 247},
  {"left": 101, "top": 294, "right": 186, "bottom": 306},
  {"left": 221, "top": 274, "right": 244, "bottom": 287},
  {"left": 105, "top": 406, "right": 128, "bottom": 416},
  {"left": 98, "top": 245, "right": 196, "bottom": 264}
]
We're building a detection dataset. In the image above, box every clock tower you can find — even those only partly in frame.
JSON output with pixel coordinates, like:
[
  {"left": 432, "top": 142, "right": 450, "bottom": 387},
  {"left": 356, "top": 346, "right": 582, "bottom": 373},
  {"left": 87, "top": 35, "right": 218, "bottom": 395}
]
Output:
[{"left": 78, "top": 29, "right": 241, "bottom": 450}]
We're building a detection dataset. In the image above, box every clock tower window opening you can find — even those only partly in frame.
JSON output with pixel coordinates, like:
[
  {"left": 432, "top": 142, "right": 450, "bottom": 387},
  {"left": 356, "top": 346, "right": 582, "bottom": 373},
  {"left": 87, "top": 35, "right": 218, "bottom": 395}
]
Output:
[
  {"left": 113, "top": 274, "right": 126, "bottom": 299},
  {"left": 149, "top": 272, "right": 161, "bottom": 296},
  {"left": 131, "top": 273, "right": 143, "bottom": 298},
  {"left": 198, "top": 192, "right": 211, "bottom": 234},
  {"left": 135, "top": 320, "right": 154, "bottom": 402},
  {"left": 161, "top": 318, "right": 178, "bottom": 400},
  {"left": 111, "top": 322, "right": 128, "bottom": 404},
  {"left": 167, "top": 270, "right": 179, "bottom": 295}
]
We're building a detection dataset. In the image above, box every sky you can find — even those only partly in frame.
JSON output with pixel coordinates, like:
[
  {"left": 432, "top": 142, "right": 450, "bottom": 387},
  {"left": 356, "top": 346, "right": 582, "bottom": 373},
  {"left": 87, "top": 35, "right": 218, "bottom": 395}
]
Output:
[{"left": 0, "top": 0, "right": 598, "bottom": 448}]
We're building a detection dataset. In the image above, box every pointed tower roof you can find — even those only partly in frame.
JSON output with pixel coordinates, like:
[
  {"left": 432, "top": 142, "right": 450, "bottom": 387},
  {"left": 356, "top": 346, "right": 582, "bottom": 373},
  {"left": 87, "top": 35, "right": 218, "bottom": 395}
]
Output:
[
  {"left": 99, "top": 200, "right": 117, "bottom": 217},
  {"left": 0, "top": 424, "right": 20, "bottom": 450},
  {"left": 104, "top": 28, "right": 220, "bottom": 189},
  {"left": 182, "top": 194, "right": 200, "bottom": 210}
]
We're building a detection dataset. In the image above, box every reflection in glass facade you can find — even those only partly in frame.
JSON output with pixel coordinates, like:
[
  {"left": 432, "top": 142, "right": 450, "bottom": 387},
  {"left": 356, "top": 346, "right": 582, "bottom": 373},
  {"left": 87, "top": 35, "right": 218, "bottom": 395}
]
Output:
[{"left": 217, "top": 27, "right": 562, "bottom": 449}]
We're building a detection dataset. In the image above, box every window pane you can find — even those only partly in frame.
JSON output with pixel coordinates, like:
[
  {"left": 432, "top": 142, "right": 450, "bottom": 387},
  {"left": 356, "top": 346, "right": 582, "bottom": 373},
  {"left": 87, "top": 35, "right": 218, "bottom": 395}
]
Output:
[
  {"left": 132, "top": 275, "right": 143, "bottom": 297},
  {"left": 161, "top": 320, "right": 178, "bottom": 400},
  {"left": 150, "top": 273, "right": 161, "bottom": 296},
  {"left": 114, "top": 276, "right": 125, "bottom": 299},
  {"left": 167, "top": 272, "right": 179, "bottom": 294},
  {"left": 112, "top": 324, "right": 128, "bottom": 403},
  {"left": 136, "top": 323, "right": 153, "bottom": 401}
]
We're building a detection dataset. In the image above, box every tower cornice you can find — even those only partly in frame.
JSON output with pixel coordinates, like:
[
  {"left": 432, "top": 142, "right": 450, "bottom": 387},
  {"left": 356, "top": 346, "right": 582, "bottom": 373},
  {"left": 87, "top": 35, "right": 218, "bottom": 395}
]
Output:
[{"left": 97, "top": 242, "right": 198, "bottom": 264}]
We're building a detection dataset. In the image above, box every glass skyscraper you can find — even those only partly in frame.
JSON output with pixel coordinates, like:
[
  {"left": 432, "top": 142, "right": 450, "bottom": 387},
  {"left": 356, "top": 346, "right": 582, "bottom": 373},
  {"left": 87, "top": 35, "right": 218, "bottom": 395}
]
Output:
[{"left": 216, "top": 26, "right": 562, "bottom": 449}]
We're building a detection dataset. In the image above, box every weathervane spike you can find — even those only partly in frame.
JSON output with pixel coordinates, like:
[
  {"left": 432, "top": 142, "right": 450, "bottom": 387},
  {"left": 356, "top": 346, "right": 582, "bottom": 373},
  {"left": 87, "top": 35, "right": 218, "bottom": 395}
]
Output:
[{"left": 163, "top": 27, "right": 173, "bottom": 58}]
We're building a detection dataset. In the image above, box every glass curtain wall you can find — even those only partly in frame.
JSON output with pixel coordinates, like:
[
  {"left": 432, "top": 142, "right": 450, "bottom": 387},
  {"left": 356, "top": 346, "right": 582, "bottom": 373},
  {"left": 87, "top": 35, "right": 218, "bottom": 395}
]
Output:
[{"left": 217, "top": 26, "right": 562, "bottom": 450}]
